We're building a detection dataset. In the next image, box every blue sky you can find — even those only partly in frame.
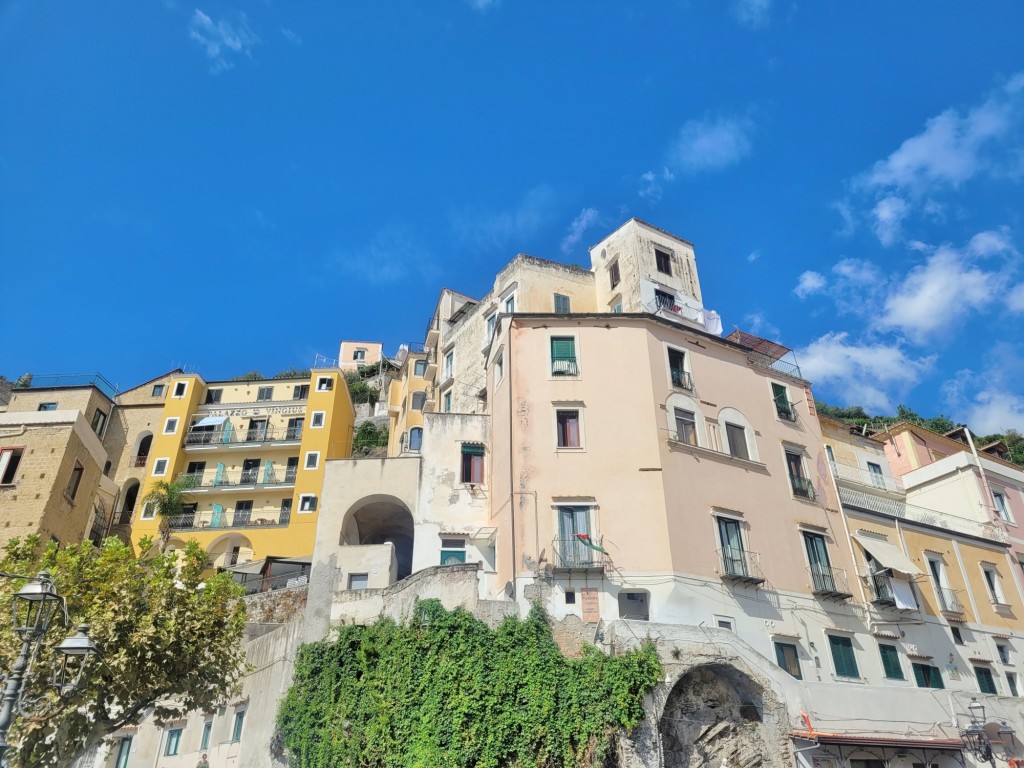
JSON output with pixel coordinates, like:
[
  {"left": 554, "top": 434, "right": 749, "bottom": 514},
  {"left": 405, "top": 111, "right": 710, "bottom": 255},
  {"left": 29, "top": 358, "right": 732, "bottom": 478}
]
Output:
[{"left": 2, "top": 1, "right": 1023, "bottom": 433}]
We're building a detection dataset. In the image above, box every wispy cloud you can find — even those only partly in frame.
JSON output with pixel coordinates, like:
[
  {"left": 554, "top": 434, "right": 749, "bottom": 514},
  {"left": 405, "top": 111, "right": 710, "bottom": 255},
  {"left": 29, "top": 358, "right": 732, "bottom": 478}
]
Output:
[
  {"left": 743, "top": 311, "right": 780, "bottom": 340},
  {"left": 451, "top": 185, "right": 556, "bottom": 251},
  {"left": 1008, "top": 283, "right": 1024, "bottom": 313},
  {"left": 747, "top": 250, "right": 761, "bottom": 263},
  {"left": 943, "top": 342, "right": 1024, "bottom": 433},
  {"left": 560, "top": 208, "right": 601, "bottom": 255},
  {"left": 870, "top": 195, "right": 910, "bottom": 247},
  {"left": 793, "top": 270, "right": 826, "bottom": 299},
  {"left": 281, "top": 27, "right": 303, "bottom": 46},
  {"left": 833, "top": 200, "right": 857, "bottom": 236},
  {"left": 464, "top": 0, "right": 499, "bottom": 11},
  {"left": 731, "top": 0, "right": 772, "bottom": 28},
  {"left": 332, "top": 226, "right": 437, "bottom": 285},
  {"left": 639, "top": 167, "right": 675, "bottom": 201},
  {"left": 189, "top": 9, "right": 260, "bottom": 74},
  {"left": 669, "top": 115, "right": 754, "bottom": 174}
]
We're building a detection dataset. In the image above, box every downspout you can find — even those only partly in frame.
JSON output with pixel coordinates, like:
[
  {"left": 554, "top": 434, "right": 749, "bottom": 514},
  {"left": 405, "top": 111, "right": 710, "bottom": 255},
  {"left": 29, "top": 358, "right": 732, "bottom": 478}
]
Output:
[
  {"left": 964, "top": 427, "right": 997, "bottom": 518},
  {"left": 508, "top": 315, "right": 517, "bottom": 600}
]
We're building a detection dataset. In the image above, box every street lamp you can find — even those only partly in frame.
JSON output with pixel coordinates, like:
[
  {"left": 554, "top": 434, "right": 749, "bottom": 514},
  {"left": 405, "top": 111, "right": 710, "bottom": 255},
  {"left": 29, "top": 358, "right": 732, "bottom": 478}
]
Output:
[
  {"left": 0, "top": 572, "right": 98, "bottom": 760},
  {"left": 960, "top": 697, "right": 995, "bottom": 766}
]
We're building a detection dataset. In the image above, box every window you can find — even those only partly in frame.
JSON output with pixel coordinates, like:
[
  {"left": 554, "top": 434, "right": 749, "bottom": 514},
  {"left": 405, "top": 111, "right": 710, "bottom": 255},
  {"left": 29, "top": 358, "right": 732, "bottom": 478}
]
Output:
[
  {"left": 774, "top": 642, "right": 801, "bottom": 679},
  {"left": 299, "top": 494, "right": 318, "bottom": 512},
  {"left": 440, "top": 538, "right": 467, "bottom": 565},
  {"left": 173, "top": 382, "right": 187, "bottom": 398},
  {"left": 1008, "top": 673, "right": 1019, "bottom": 697},
  {"left": 673, "top": 408, "right": 697, "bottom": 446},
  {"left": 976, "top": 666, "right": 998, "bottom": 694},
  {"left": 310, "top": 411, "right": 326, "bottom": 428},
  {"left": 828, "top": 634, "right": 859, "bottom": 678},
  {"left": 443, "top": 350, "right": 454, "bottom": 380},
  {"left": 913, "top": 663, "right": 944, "bottom": 689},
  {"left": 804, "top": 532, "right": 835, "bottom": 591},
  {"left": 825, "top": 444, "right": 835, "bottom": 463},
  {"left": 414, "top": 359, "right": 428, "bottom": 377},
  {"left": 232, "top": 710, "right": 245, "bottom": 742},
  {"left": 668, "top": 348, "right": 691, "bottom": 390},
  {"left": 554, "top": 294, "right": 570, "bottom": 314},
  {"left": 409, "top": 427, "right": 423, "bottom": 452},
  {"left": 204, "top": 388, "right": 222, "bottom": 404},
  {"left": 201, "top": 719, "right": 212, "bottom": 750},
  {"left": 717, "top": 517, "right": 747, "bottom": 577},
  {"left": 114, "top": 736, "right": 132, "bottom": 768},
  {"left": 951, "top": 627, "right": 964, "bottom": 645},
  {"left": 257, "top": 386, "right": 274, "bottom": 401},
  {"left": 349, "top": 573, "right": 368, "bottom": 590},
  {"left": 280, "top": 498, "right": 292, "bottom": 523},
  {"left": 867, "top": 462, "right": 885, "bottom": 489},
  {"left": 163, "top": 417, "right": 179, "bottom": 435},
  {"left": 354, "top": 348, "right": 367, "bottom": 361},
  {"left": 612, "top": 302, "right": 623, "bottom": 314},
  {"left": 293, "top": 384, "right": 309, "bottom": 400},
  {"left": 715, "top": 617, "right": 734, "bottom": 632},
  {"left": 37, "top": 402, "right": 57, "bottom": 411},
  {"left": 565, "top": 590, "right": 576, "bottom": 604},
  {"left": 152, "top": 384, "right": 165, "bottom": 397},
  {"left": 461, "top": 444, "right": 484, "bottom": 484},
  {"left": 411, "top": 391, "right": 426, "bottom": 411},
  {"left": 556, "top": 410, "right": 581, "bottom": 448},
  {"left": 91, "top": 408, "right": 108, "bottom": 435},
  {"left": 879, "top": 644, "right": 904, "bottom": 680},
  {"left": 443, "top": 391, "right": 452, "bottom": 412},
  {"left": 992, "top": 489, "right": 1011, "bottom": 522},
  {"left": 65, "top": 462, "right": 84, "bottom": 501},
  {"left": 141, "top": 502, "right": 156, "bottom": 520},
  {"left": 316, "top": 376, "right": 333, "bottom": 392},
  {"left": 304, "top": 452, "right": 320, "bottom": 470},
  {"left": 655, "top": 289, "right": 675, "bottom": 309},
  {"left": 983, "top": 565, "right": 1005, "bottom": 604},
  {"left": 495, "top": 353, "right": 504, "bottom": 384},
  {"left": 485, "top": 313, "right": 497, "bottom": 340},
  {"left": 551, "top": 337, "right": 578, "bottom": 376},
  {"left": 153, "top": 458, "right": 169, "bottom": 477},
  {"left": 725, "top": 423, "right": 749, "bottom": 460},
  {"left": 609, "top": 261, "right": 620, "bottom": 289},
  {"left": 998, "top": 644, "right": 1012, "bottom": 664},
  {"left": 0, "top": 448, "right": 23, "bottom": 485},
  {"left": 655, "top": 248, "right": 672, "bottom": 275},
  {"left": 504, "top": 295, "right": 515, "bottom": 314},
  {"left": 165, "top": 727, "right": 182, "bottom": 756},
  {"left": 786, "top": 451, "right": 814, "bottom": 499},
  {"left": 557, "top": 506, "right": 593, "bottom": 566},
  {"left": 772, "top": 383, "right": 794, "bottom": 421}
]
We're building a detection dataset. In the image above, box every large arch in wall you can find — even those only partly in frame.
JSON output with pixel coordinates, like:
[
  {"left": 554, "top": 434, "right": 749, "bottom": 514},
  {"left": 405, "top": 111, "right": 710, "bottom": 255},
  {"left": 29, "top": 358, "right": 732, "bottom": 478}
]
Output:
[
  {"left": 207, "top": 533, "right": 254, "bottom": 569},
  {"left": 118, "top": 479, "right": 141, "bottom": 525},
  {"left": 340, "top": 494, "right": 415, "bottom": 580}
]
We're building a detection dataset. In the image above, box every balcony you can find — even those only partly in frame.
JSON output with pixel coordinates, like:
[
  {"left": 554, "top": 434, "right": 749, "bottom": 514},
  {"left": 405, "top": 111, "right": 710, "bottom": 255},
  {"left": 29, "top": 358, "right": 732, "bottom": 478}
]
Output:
[
  {"left": 789, "top": 475, "right": 816, "bottom": 500},
  {"left": 830, "top": 461, "right": 904, "bottom": 493},
  {"left": 717, "top": 548, "right": 765, "bottom": 586},
  {"left": 176, "top": 466, "right": 296, "bottom": 491},
  {"left": 670, "top": 368, "right": 695, "bottom": 391},
  {"left": 936, "top": 586, "right": 965, "bottom": 615},
  {"left": 165, "top": 508, "right": 291, "bottom": 531},
  {"left": 184, "top": 426, "right": 303, "bottom": 449},
  {"left": 552, "top": 535, "right": 607, "bottom": 570},
  {"left": 775, "top": 401, "right": 797, "bottom": 422},
  {"left": 808, "top": 565, "right": 853, "bottom": 602},
  {"left": 551, "top": 358, "right": 579, "bottom": 377},
  {"left": 133, "top": 455, "right": 149, "bottom": 468}
]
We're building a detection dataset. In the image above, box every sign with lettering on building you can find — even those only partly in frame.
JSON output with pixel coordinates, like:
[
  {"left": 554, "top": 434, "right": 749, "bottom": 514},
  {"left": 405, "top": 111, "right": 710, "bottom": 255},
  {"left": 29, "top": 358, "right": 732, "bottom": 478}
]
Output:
[
  {"left": 205, "top": 405, "right": 305, "bottom": 418},
  {"left": 580, "top": 587, "right": 600, "bottom": 623}
]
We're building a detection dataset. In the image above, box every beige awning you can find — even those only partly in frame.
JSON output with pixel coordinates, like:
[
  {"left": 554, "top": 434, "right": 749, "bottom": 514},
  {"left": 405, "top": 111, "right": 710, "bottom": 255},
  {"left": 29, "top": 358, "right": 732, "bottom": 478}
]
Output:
[{"left": 853, "top": 533, "right": 923, "bottom": 577}]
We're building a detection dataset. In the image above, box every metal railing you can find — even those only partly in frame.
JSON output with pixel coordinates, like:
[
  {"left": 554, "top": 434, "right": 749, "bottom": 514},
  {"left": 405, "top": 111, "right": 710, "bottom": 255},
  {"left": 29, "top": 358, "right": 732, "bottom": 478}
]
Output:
[
  {"left": 869, "top": 571, "right": 896, "bottom": 603},
  {"left": 746, "top": 352, "right": 802, "bottom": 379},
  {"left": 551, "top": 358, "right": 579, "bottom": 377},
  {"left": 176, "top": 467, "right": 296, "bottom": 488},
  {"left": 165, "top": 508, "right": 291, "bottom": 531},
  {"left": 184, "top": 427, "right": 302, "bottom": 447},
  {"left": 775, "top": 401, "right": 797, "bottom": 421},
  {"left": 16, "top": 372, "right": 118, "bottom": 398},
  {"left": 132, "top": 455, "right": 148, "bottom": 468},
  {"left": 830, "top": 462, "right": 904, "bottom": 493},
  {"left": 671, "top": 369, "right": 694, "bottom": 391},
  {"left": 789, "top": 475, "right": 816, "bottom": 500},
  {"left": 837, "top": 487, "right": 1007, "bottom": 543},
  {"left": 808, "top": 564, "right": 851, "bottom": 597},
  {"left": 937, "top": 586, "right": 965, "bottom": 614},
  {"left": 235, "top": 567, "right": 310, "bottom": 595},
  {"left": 717, "top": 548, "right": 765, "bottom": 583},
  {"left": 552, "top": 536, "right": 606, "bottom": 568}
]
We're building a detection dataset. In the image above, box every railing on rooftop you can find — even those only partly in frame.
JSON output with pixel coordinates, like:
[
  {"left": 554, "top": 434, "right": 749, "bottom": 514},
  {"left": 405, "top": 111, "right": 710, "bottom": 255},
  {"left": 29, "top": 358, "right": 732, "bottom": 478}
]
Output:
[
  {"left": 747, "top": 352, "right": 802, "bottom": 379},
  {"left": 235, "top": 566, "right": 310, "bottom": 595},
  {"left": 15, "top": 373, "right": 118, "bottom": 399}
]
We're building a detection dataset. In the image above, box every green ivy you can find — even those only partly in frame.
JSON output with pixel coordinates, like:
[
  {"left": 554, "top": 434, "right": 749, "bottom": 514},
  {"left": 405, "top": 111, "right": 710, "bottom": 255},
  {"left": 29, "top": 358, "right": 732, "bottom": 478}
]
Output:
[{"left": 276, "top": 601, "right": 662, "bottom": 768}]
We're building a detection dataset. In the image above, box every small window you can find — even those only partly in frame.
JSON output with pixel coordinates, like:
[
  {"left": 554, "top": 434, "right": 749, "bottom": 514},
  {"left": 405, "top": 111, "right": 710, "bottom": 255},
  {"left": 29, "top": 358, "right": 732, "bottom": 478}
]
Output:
[
  {"left": 443, "top": 391, "right": 452, "bottom": 412},
  {"left": 655, "top": 248, "right": 672, "bottom": 275},
  {"left": 879, "top": 644, "right": 904, "bottom": 680},
  {"left": 556, "top": 410, "right": 581, "bottom": 448},
  {"left": 411, "top": 392, "right": 426, "bottom": 411},
  {"left": 140, "top": 502, "right": 156, "bottom": 520},
  {"left": 461, "top": 444, "right": 484, "bottom": 484},
  {"left": 774, "top": 642, "right": 802, "bottom": 679},
  {"left": 153, "top": 458, "right": 169, "bottom": 477},
  {"left": 232, "top": 710, "right": 245, "bottom": 742},
  {"left": 91, "top": 408, "right": 108, "bottom": 436},
  {"left": 554, "top": 294, "right": 570, "bottom": 314},
  {"left": 304, "top": 452, "right": 320, "bottom": 470},
  {"left": 257, "top": 386, "right": 274, "bottom": 401},
  {"left": 912, "top": 663, "right": 944, "bottom": 689},
  {"left": 38, "top": 402, "right": 57, "bottom": 411},
  {"left": 414, "top": 359, "right": 428, "bottom": 377},
  {"left": 114, "top": 736, "right": 132, "bottom": 768},
  {"left": 163, "top": 417, "right": 179, "bottom": 435},
  {"left": 609, "top": 261, "right": 620, "bottom": 289},
  {"left": 866, "top": 462, "right": 885, "bottom": 488},
  {"left": 951, "top": 626, "right": 964, "bottom": 645},
  {"left": 204, "top": 388, "right": 221, "bottom": 404},
  {"left": 349, "top": 573, "right": 369, "bottom": 590},
  {"left": 715, "top": 617, "right": 734, "bottom": 632},
  {"left": 998, "top": 644, "right": 1012, "bottom": 664},
  {"left": 786, "top": 451, "right": 814, "bottom": 499},
  {"left": 551, "top": 337, "right": 578, "bottom": 376},
  {"left": 976, "top": 665, "right": 998, "bottom": 694},
  {"left": 65, "top": 462, "right": 84, "bottom": 501},
  {"left": 983, "top": 566, "right": 1004, "bottom": 603},
  {"left": 828, "top": 634, "right": 859, "bottom": 678},
  {"left": 612, "top": 302, "right": 623, "bottom": 314},
  {"left": 993, "top": 489, "right": 1012, "bottom": 522},
  {"left": 316, "top": 376, "right": 333, "bottom": 392},
  {"left": 165, "top": 728, "right": 182, "bottom": 756},
  {"left": 1008, "top": 673, "right": 1019, "bottom": 697},
  {"left": 441, "top": 538, "right": 467, "bottom": 565},
  {"left": 504, "top": 295, "right": 515, "bottom": 314},
  {"left": 673, "top": 408, "right": 697, "bottom": 446},
  {"left": 565, "top": 590, "right": 576, "bottom": 605},
  {"left": 409, "top": 427, "right": 423, "bottom": 452},
  {"left": 0, "top": 448, "right": 24, "bottom": 485},
  {"left": 354, "top": 348, "right": 367, "bottom": 361},
  {"left": 152, "top": 384, "right": 165, "bottom": 397},
  {"left": 299, "top": 494, "right": 318, "bottom": 512},
  {"left": 293, "top": 384, "right": 309, "bottom": 400},
  {"left": 173, "top": 382, "right": 188, "bottom": 398},
  {"left": 201, "top": 720, "right": 212, "bottom": 750},
  {"left": 443, "top": 351, "right": 454, "bottom": 381},
  {"left": 655, "top": 289, "right": 675, "bottom": 309},
  {"left": 668, "top": 348, "right": 690, "bottom": 389},
  {"left": 485, "top": 313, "right": 497, "bottom": 340},
  {"left": 310, "top": 411, "right": 326, "bottom": 428},
  {"left": 725, "top": 423, "right": 749, "bottom": 460},
  {"left": 772, "top": 383, "right": 794, "bottom": 421}
]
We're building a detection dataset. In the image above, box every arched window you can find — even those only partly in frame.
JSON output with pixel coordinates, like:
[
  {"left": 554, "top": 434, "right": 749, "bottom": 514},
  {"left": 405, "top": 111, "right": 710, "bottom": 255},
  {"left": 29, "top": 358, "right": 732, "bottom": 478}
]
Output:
[
  {"left": 718, "top": 407, "right": 758, "bottom": 462},
  {"left": 411, "top": 391, "right": 426, "bottom": 411},
  {"left": 134, "top": 434, "right": 153, "bottom": 467},
  {"left": 409, "top": 427, "right": 423, "bottom": 452},
  {"left": 665, "top": 393, "right": 706, "bottom": 447}
]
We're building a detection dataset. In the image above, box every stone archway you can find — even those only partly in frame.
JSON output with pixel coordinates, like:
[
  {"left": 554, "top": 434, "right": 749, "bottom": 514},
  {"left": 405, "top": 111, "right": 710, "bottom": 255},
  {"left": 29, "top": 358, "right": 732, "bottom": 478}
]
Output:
[
  {"left": 340, "top": 495, "right": 415, "bottom": 580},
  {"left": 660, "top": 663, "right": 784, "bottom": 768}
]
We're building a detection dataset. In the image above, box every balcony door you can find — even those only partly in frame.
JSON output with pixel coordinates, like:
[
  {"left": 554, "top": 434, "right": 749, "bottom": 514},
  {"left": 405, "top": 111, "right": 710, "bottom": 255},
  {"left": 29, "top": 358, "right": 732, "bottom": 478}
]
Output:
[
  {"left": 286, "top": 417, "right": 303, "bottom": 440},
  {"left": 803, "top": 532, "right": 835, "bottom": 591},
  {"left": 247, "top": 419, "right": 268, "bottom": 442},
  {"left": 717, "top": 517, "right": 747, "bottom": 577},
  {"left": 557, "top": 506, "right": 591, "bottom": 566},
  {"left": 234, "top": 500, "right": 253, "bottom": 527},
  {"left": 241, "top": 458, "right": 260, "bottom": 484}
]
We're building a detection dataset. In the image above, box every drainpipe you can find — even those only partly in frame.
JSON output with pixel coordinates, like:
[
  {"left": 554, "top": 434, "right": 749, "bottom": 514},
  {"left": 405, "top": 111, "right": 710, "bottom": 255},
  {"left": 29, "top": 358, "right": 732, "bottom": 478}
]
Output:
[{"left": 507, "top": 315, "right": 517, "bottom": 600}]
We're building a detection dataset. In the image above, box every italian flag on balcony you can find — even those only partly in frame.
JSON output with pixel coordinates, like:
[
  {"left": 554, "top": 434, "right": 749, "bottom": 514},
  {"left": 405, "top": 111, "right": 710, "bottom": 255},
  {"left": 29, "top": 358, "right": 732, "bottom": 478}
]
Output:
[{"left": 574, "top": 533, "right": 607, "bottom": 554}]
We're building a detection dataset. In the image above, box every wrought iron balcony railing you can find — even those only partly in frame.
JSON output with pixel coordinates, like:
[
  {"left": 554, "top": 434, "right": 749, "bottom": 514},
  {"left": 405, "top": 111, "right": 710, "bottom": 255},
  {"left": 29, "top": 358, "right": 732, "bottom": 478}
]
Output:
[
  {"left": 164, "top": 508, "right": 291, "bottom": 531},
  {"left": 133, "top": 455, "right": 149, "bottom": 468},
  {"left": 551, "top": 535, "right": 606, "bottom": 569},
  {"left": 829, "top": 462, "right": 903, "bottom": 493},
  {"left": 670, "top": 368, "right": 695, "bottom": 391},
  {"left": 551, "top": 358, "right": 579, "bottom": 377},
  {"left": 185, "top": 427, "right": 303, "bottom": 447},
  {"left": 808, "top": 565, "right": 852, "bottom": 601},
  {"left": 775, "top": 401, "right": 797, "bottom": 421},
  {"left": 937, "top": 586, "right": 965, "bottom": 614},
  {"left": 789, "top": 475, "right": 816, "bottom": 500},
  {"left": 717, "top": 548, "right": 765, "bottom": 585},
  {"left": 176, "top": 466, "right": 296, "bottom": 489}
]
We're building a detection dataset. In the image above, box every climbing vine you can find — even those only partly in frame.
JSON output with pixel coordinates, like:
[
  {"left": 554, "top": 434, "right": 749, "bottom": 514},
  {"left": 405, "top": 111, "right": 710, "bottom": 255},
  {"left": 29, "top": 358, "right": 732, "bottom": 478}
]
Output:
[{"left": 276, "top": 600, "right": 662, "bottom": 768}]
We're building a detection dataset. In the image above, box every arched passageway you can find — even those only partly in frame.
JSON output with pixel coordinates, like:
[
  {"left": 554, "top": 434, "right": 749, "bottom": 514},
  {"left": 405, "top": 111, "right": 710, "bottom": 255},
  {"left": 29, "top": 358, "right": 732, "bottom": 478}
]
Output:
[
  {"left": 118, "top": 480, "right": 140, "bottom": 525},
  {"left": 341, "top": 497, "right": 415, "bottom": 579}
]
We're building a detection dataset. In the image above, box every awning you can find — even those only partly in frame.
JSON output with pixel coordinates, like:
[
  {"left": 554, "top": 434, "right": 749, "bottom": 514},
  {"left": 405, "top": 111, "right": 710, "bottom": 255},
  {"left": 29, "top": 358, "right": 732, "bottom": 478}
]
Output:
[
  {"left": 193, "top": 416, "right": 227, "bottom": 428},
  {"left": 223, "top": 559, "right": 265, "bottom": 575},
  {"left": 793, "top": 732, "right": 963, "bottom": 751},
  {"left": 852, "top": 533, "right": 923, "bottom": 577}
]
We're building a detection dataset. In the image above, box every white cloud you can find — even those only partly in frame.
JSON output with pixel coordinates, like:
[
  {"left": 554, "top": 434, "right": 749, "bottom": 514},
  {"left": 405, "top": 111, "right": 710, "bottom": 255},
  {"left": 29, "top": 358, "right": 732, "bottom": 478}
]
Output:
[
  {"left": 639, "top": 167, "right": 675, "bottom": 201},
  {"left": 189, "top": 9, "right": 259, "bottom": 74},
  {"left": 831, "top": 257, "right": 881, "bottom": 285},
  {"left": 793, "top": 271, "right": 826, "bottom": 299},
  {"left": 560, "top": 208, "right": 601, "bottom": 255},
  {"left": 797, "top": 332, "right": 934, "bottom": 412},
  {"left": 876, "top": 244, "right": 998, "bottom": 342},
  {"left": 668, "top": 115, "right": 754, "bottom": 174},
  {"left": 743, "top": 311, "right": 780, "bottom": 340},
  {"left": 450, "top": 185, "right": 556, "bottom": 250},
  {"left": 747, "top": 250, "right": 761, "bottom": 263},
  {"left": 832, "top": 199, "right": 857, "bottom": 236},
  {"left": 967, "top": 228, "right": 1016, "bottom": 257},
  {"left": 464, "top": 0, "right": 499, "bottom": 10},
  {"left": 333, "top": 226, "right": 437, "bottom": 285},
  {"left": 1008, "top": 283, "right": 1024, "bottom": 313},
  {"left": 281, "top": 28, "right": 303, "bottom": 45},
  {"left": 870, "top": 195, "right": 909, "bottom": 247},
  {"left": 962, "top": 389, "right": 1024, "bottom": 434},
  {"left": 944, "top": 343, "right": 1024, "bottom": 433},
  {"left": 732, "top": 0, "right": 771, "bottom": 28}
]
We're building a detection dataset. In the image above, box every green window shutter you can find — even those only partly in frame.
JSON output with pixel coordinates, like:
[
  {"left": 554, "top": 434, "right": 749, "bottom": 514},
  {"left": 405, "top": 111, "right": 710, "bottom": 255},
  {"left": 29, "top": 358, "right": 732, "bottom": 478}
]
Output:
[
  {"left": 772, "top": 383, "right": 788, "bottom": 404},
  {"left": 829, "top": 635, "right": 858, "bottom": 678},
  {"left": 913, "top": 663, "right": 927, "bottom": 688},
  {"left": 879, "top": 644, "right": 903, "bottom": 679},
  {"left": 461, "top": 444, "right": 485, "bottom": 456},
  {"left": 976, "top": 666, "right": 997, "bottom": 694},
  {"left": 551, "top": 337, "right": 575, "bottom": 359},
  {"left": 930, "top": 666, "right": 944, "bottom": 689}
]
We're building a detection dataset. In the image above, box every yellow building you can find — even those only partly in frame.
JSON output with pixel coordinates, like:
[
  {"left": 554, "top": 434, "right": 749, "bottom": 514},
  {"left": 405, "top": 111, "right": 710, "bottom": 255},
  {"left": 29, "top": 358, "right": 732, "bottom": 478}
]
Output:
[
  {"left": 386, "top": 345, "right": 430, "bottom": 456},
  {"left": 132, "top": 370, "right": 354, "bottom": 580}
]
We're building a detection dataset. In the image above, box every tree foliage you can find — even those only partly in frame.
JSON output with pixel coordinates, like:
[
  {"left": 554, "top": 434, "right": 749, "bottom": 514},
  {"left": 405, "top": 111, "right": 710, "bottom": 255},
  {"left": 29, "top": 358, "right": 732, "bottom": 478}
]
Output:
[
  {"left": 0, "top": 536, "right": 247, "bottom": 766},
  {"left": 344, "top": 371, "right": 379, "bottom": 406},
  {"left": 274, "top": 368, "right": 312, "bottom": 379},
  {"left": 234, "top": 370, "right": 265, "bottom": 381},
  {"left": 276, "top": 600, "right": 662, "bottom": 768},
  {"left": 352, "top": 421, "right": 389, "bottom": 456}
]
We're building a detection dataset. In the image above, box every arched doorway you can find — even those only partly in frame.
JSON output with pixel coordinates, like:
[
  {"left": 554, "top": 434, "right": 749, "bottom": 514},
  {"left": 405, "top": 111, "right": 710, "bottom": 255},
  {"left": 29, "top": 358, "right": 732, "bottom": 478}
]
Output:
[
  {"left": 134, "top": 433, "right": 153, "bottom": 467},
  {"left": 340, "top": 496, "right": 415, "bottom": 580},
  {"left": 118, "top": 480, "right": 140, "bottom": 525},
  {"left": 660, "top": 664, "right": 785, "bottom": 768}
]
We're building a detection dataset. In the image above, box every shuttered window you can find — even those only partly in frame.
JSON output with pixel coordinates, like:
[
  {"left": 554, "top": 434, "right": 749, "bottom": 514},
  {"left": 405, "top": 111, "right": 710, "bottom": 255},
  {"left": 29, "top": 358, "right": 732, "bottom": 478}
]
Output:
[
  {"left": 828, "top": 635, "right": 859, "bottom": 678},
  {"left": 912, "top": 663, "right": 944, "bottom": 689},
  {"left": 878, "top": 644, "right": 904, "bottom": 680},
  {"left": 975, "top": 666, "right": 997, "bottom": 694},
  {"left": 774, "top": 642, "right": 801, "bottom": 679}
]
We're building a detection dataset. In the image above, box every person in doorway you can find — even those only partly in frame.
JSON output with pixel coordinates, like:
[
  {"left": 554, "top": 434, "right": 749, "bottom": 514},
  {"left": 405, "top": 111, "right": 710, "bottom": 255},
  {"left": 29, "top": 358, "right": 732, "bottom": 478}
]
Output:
[{"left": 196, "top": 755, "right": 210, "bottom": 768}]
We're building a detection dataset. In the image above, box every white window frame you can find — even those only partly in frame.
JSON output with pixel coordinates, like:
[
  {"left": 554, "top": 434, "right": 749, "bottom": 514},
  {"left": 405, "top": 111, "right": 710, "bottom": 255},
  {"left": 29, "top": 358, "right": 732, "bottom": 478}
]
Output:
[
  {"left": 256, "top": 385, "right": 274, "bottom": 401},
  {"left": 152, "top": 458, "right": 169, "bottom": 477},
  {"left": 141, "top": 502, "right": 156, "bottom": 520},
  {"left": 982, "top": 564, "right": 1006, "bottom": 604},
  {"left": 354, "top": 348, "right": 367, "bottom": 361},
  {"left": 665, "top": 394, "right": 706, "bottom": 447},
  {"left": 316, "top": 376, "right": 333, "bottom": 392},
  {"left": 310, "top": 411, "right": 326, "bottom": 428},
  {"left": 304, "top": 451, "right": 320, "bottom": 470},
  {"left": 553, "top": 403, "right": 585, "bottom": 451},
  {"left": 504, "top": 294, "right": 516, "bottom": 314},
  {"left": 997, "top": 643, "right": 1012, "bottom": 665},
  {"left": 163, "top": 417, "right": 179, "bottom": 435},
  {"left": 485, "top": 312, "right": 497, "bottom": 340},
  {"left": 411, "top": 391, "right": 426, "bottom": 411},
  {"left": 0, "top": 447, "right": 24, "bottom": 486},
  {"left": 718, "top": 407, "right": 758, "bottom": 462},
  {"left": 549, "top": 331, "right": 581, "bottom": 380},
  {"left": 442, "top": 389, "right": 452, "bottom": 413},
  {"left": 665, "top": 344, "right": 692, "bottom": 391},
  {"left": 992, "top": 488, "right": 1013, "bottom": 523},
  {"left": 443, "top": 350, "right": 454, "bottom": 381},
  {"left": 554, "top": 293, "right": 570, "bottom": 314},
  {"left": 298, "top": 494, "right": 318, "bottom": 513},
  {"left": 714, "top": 614, "right": 735, "bottom": 632},
  {"left": 172, "top": 381, "right": 187, "bottom": 398}
]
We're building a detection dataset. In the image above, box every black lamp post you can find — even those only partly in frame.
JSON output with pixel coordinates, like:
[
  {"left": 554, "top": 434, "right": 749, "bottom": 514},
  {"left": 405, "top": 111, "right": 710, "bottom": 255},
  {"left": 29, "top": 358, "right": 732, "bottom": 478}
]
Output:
[
  {"left": 0, "top": 572, "right": 97, "bottom": 760},
  {"left": 960, "top": 697, "right": 996, "bottom": 767}
]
